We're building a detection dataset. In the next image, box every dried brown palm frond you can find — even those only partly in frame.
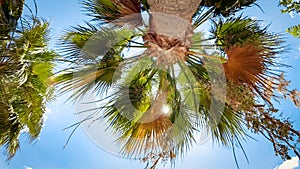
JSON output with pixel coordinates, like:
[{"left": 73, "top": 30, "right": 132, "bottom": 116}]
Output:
[
  {"left": 223, "top": 44, "right": 264, "bottom": 83},
  {"left": 223, "top": 44, "right": 274, "bottom": 103},
  {"left": 289, "top": 90, "right": 300, "bottom": 108},
  {"left": 111, "top": 0, "right": 143, "bottom": 26},
  {"left": 112, "top": 0, "right": 141, "bottom": 15},
  {"left": 275, "top": 72, "right": 300, "bottom": 108}
]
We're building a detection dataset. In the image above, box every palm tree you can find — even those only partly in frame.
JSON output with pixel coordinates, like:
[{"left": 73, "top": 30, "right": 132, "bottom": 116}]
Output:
[
  {"left": 0, "top": 1, "right": 56, "bottom": 160},
  {"left": 54, "top": 0, "right": 300, "bottom": 168}
]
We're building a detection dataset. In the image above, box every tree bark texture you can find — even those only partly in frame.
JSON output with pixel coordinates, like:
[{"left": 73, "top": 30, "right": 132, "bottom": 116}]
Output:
[
  {"left": 147, "top": 0, "right": 201, "bottom": 41},
  {"left": 147, "top": 0, "right": 202, "bottom": 20},
  {"left": 144, "top": 0, "right": 202, "bottom": 64}
]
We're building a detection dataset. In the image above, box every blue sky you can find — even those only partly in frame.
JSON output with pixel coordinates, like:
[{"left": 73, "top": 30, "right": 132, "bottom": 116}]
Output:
[{"left": 1, "top": 0, "right": 300, "bottom": 169}]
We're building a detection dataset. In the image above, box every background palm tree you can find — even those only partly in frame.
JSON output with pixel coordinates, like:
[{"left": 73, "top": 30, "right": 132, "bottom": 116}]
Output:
[
  {"left": 0, "top": 0, "right": 56, "bottom": 160},
  {"left": 54, "top": 0, "right": 300, "bottom": 168}
]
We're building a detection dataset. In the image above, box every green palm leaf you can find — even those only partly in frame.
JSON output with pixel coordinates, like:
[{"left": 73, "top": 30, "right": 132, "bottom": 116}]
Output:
[
  {"left": 0, "top": 0, "right": 25, "bottom": 37},
  {"left": 55, "top": 26, "right": 142, "bottom": 99},
  {"left": 200, "top": 0, "right": 257, "bottom": 16},
  {"left": 82, "top": 0, "right": 142, "bottom": 25},
  {"left": 0, "top": 17, "right": 56, "bottom": 160}
]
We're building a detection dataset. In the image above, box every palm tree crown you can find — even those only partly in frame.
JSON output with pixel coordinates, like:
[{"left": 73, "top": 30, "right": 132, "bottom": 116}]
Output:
[{"left": 54, "top": 0, "right": 300, "bottom": 168}]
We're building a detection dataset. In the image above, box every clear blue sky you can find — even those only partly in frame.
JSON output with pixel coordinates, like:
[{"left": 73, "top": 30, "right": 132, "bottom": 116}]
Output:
[{"left": 1, "top": 0, "right": 300, "bottom": 169}]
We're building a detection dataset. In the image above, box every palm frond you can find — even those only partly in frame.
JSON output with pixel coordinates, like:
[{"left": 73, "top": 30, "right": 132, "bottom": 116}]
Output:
[
  {"left": 211, "top": 16, "right": 267, "bottom": 49},
  {"left": 114, "top": 68, "right": 197, "bottom": 162},
  {"left": 59, "top": 24, "right": 138, "bottom": 64},
  {"left": 82, "top": 0, "right": 142, "bottom": 26},
  {"left": 211, "top": 17, "right": 285, "bottom": 104},
  {"left": 0, "top": 0, "right": 25, "bottom": 37},
  {"left": 55, "top": 25, "right": 144, "bottom": 99},
  {"left": 53, "top": 56, "right": 122, "bottom": 99},
  {"left": 0, "top": 17, "right": 55, "bottom": 160},
  {"left": 104, "top": 68, "right": 154, "bottom": 157},
  {"left": 210, "top": 105, "right": 246, "bottom": 147},
  {"left": 192, "top": 7, "right": 214, "bottom": 29},
  {"left": 200, "top": 0, "right": 257, "bottom": 16},
  {"left": 177, "top": 72, "right": 246, "bottom": 148}
]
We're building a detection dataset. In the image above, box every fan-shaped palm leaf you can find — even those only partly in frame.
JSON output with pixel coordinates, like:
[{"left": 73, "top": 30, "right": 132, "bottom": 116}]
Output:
[
  {"left": 82, "top": 0, "right": 142, "bottom": 26},
  {"left": 54, "top": 26, "right": 142, "bottom": 99},
  {"left": 212, "top": 17, "right": 285, "bottom": 103}
]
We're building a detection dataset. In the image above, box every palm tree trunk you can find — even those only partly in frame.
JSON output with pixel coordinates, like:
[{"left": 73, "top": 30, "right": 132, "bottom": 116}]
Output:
[
  {"left": 148, "top": 0, "right": 201, "bottom": 38},
  {"left": 144, "top": 0, "right": 202, "bottom": 64},
  {"left": 147, "top": 0, "right": 201, "bottom": 20}
]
